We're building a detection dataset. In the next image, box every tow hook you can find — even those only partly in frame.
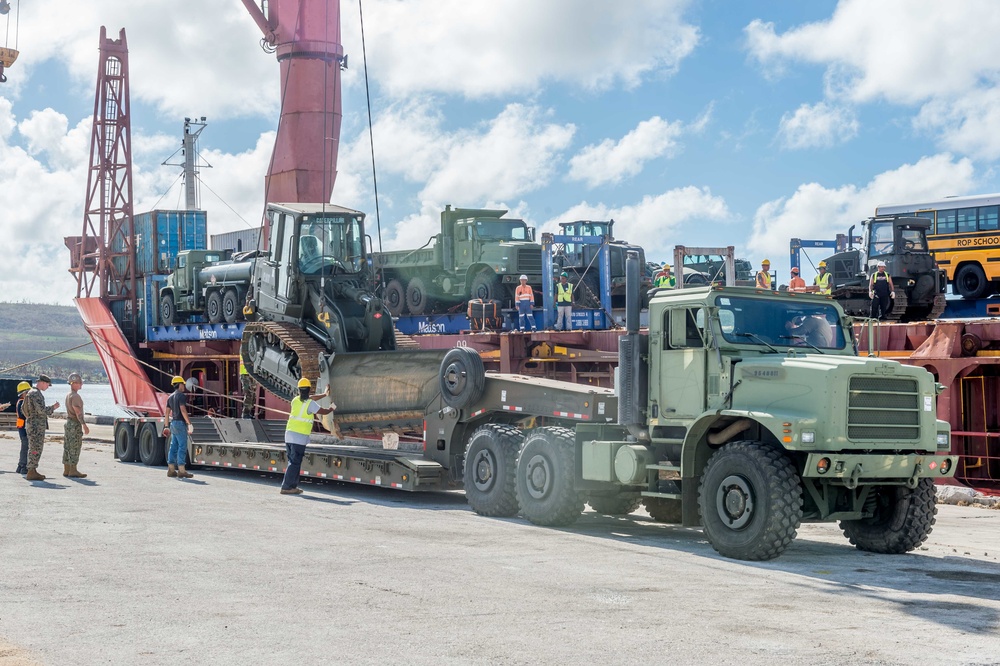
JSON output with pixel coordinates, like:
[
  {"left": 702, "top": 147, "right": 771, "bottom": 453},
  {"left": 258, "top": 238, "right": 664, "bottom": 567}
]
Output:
[
  {"left": 906, "top": 461, "right": 922, "bottom": 489},
  {"left": 845, "top": 463, "right": 864, "bottom": 489}
]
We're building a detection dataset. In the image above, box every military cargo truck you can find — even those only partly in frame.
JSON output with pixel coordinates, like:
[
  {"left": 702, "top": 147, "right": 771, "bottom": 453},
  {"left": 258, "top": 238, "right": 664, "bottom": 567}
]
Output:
[
  {"left": 372, "top": 205, "right": 542, "bottom": 316},
  {"left": 159, "top": 249, "right": 256, "bottom": 325},
  {"left": 120, "top": 251, "right": 955, "bottom": 561}
]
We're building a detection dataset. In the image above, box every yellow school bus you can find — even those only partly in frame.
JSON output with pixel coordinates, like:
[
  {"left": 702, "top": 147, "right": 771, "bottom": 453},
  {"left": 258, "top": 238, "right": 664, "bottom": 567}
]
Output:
[{"left": 876, "top": 193, "right": 1000, "bottom": 299}]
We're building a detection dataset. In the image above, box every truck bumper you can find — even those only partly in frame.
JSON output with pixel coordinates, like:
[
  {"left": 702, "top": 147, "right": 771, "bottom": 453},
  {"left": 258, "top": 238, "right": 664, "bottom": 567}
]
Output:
[{"left": 800, "top": 452, "right": 957, "bottom": 488}]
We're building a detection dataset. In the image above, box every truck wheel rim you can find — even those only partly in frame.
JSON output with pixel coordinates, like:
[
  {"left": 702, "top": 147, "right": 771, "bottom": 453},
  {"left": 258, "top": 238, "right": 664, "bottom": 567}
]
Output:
[
  {"left": 443, "top": 362, "right": 467, "bottom": 396},
  {"left": 716, "top": 474, "right": 754, "bottom": 529},
  {"left": 525, "top": 454, "right": 551, "bottom": 500},
  {"left": 472, "top": 450, "right": 496, "bottom": 491}
]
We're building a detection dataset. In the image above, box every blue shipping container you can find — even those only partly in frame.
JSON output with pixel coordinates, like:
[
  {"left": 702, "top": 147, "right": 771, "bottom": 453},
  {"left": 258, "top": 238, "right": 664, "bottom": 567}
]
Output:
[
  {"left": 133, "top": 210, "right": 208, "bottom": 275},
  {"left": 137, "top": 274, "right": 168, "bottom": 340}
]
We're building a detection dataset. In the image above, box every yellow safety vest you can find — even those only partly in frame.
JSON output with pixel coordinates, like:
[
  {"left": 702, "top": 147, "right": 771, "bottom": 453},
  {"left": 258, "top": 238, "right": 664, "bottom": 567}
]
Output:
[
  {"left": 239, "top": 357, "right": 248, "bottom": 375},
  {"left": 285, "top": 396, "right": 314, "bottom": 435},
  {"left": 557, "top": 282, "right": 573, "bottom": 303},
  {"left": 815, "top": 272, "right": 831, "bottom": 295},
  {"left": 655, "top": 274, "right": 675, "bottom": 289},
  {"left": 757, "top": 271, "right": 771, "bottom": 290}
]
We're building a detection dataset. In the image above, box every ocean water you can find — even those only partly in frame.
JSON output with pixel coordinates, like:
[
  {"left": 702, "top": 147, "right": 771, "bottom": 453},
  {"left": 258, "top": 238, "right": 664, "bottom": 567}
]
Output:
[{"left": 47, "top": 383, "right": 129, "bottom": 418}]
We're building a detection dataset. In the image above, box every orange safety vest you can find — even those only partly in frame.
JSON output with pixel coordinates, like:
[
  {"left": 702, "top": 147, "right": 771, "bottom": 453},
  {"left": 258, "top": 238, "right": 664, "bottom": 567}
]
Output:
[
  {"left": 16, "top": 397, "right": 25, "bottom": 429},
  {"left": 515, "top": 284, "right": 534, "bottom": 302}
]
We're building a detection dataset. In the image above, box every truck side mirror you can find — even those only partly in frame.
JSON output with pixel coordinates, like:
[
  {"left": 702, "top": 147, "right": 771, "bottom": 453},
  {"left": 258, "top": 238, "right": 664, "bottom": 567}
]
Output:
[
  {"left": 365, "top": 234, "right": 373, "bottom": 255},
  {"left": 529, "top": 227, "right": 536, "bottom": 241}
]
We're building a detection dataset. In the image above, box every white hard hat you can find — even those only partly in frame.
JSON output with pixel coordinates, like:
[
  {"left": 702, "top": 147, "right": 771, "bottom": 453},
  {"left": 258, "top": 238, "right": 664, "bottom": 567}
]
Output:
[{"left": 519, "top": 274, "right": 527, "bottom": 280}]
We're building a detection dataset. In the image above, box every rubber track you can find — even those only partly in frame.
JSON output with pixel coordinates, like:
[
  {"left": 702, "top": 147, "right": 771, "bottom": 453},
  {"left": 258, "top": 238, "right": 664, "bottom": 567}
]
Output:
[{"left": 242, "top": 321, "right": 325, "bottom": 402}]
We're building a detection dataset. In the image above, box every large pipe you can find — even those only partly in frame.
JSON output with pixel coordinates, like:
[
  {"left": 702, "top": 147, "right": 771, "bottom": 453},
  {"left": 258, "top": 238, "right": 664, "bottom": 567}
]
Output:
[{"left": 626, "top": 250, "right": 640, "bottom": 334}]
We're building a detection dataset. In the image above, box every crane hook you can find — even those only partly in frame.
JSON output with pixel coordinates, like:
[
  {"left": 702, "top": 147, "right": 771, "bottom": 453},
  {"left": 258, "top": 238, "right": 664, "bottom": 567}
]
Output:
[{"left": 0, "top": 2, "right": 11, "bottom": 15}]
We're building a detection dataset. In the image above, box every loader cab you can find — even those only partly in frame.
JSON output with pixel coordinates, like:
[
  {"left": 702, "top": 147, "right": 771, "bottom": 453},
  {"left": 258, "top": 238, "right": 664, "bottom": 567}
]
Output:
[
  {"left": 296, "top": 213, "right": 366, "bottom": 276},
  {"left": 863, "top": 216, "right": 932, "bottom": 276}
]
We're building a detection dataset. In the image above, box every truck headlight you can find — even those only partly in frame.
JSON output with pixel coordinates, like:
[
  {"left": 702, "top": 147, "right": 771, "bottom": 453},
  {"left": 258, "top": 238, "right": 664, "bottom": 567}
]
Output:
[
  {"left": 801, "top": 431, "right": 815, "bottom": 444},
  {"left": 936, "top": 432, "right": 950, "bottom": 450}
]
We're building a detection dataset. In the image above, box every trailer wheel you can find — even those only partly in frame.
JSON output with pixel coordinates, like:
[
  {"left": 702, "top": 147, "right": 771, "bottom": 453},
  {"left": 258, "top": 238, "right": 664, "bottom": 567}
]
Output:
[
  {"left": 516, "top": 427, "right": 584, "bottom": 527},
  {"left": 463, "top": 424, "right": 524, "bottom": 517},
  {"left": 160, "top": 295, "right": 176, "bottom": 326},
  {"left": 698, "top": 441, "right": 803, "bottom": 561},
  {"left": 114, "top": 423, "right": 139, "bottom": 463},
  {"left": 138, "top": 422, "right": 166, "bottom": 466},
  {"left": 642, "top": 497, "right": 683, "bottom": 523},
  {"left": 206, "top": 291, "right": 224, "bottom": 324},
  {"left": 406, "top": 277, "right": 432, "bottom": 315},
  {"left": 222, "top": 288, "right": 241, "bottom": 323},
  {"left": 955, "top": 263, "right": 990, "bottom": 299},
  {"left": 588, "top": 492, "right": 642, "bottom": 516},
  {"left": 384, "top": 279, "right": 406, "bottom": 317},
  {"left": 839, "top": 479, "right": 937, "bottom": 554},
  {"left": 439, "top": 347, "right": 485, "bottom": 409}
]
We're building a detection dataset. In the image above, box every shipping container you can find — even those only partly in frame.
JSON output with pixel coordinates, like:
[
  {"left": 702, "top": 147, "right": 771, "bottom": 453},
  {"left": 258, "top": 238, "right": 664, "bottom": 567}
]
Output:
[
  {"left": 211, "top": 228, "right": 262, "bottom": 254},
  {"left": 136, "top": 274, "right": 168, "bottom": 340},
  {"left": 117, "top": 210, "right": 209, "bottom": 275}
]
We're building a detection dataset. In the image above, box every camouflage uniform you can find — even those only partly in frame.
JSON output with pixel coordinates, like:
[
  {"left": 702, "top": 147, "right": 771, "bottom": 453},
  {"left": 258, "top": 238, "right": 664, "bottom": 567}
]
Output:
[
  {"left": 240, "top": 357, "right": 257, "bottom": 419},
  {"left": 63, "top": 387, "right": 84, "bottom": 465},
  {"left": 22, "top": 388, "right": 55, "bottom": 470}
]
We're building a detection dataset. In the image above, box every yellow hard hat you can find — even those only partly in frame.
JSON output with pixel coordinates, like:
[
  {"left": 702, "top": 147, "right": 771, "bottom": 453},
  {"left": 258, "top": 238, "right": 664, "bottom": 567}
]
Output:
[
  {"left": 297, "top": 377, "right": 312, "bottom": 389},
  {"left": 761, "top": 259, "right": 771, "bottom": 265},
  {"left": 16, "top": 381, "right": 30, "bottom": 394},
  {"left": 171, "top": 376, "right": 185, "bottom": 385},
  {"left": 818, "top": 260, "right": 827, "bottom": 268},
  {"left": 663, "top": 263, "right": 671, "bottom": 270}
]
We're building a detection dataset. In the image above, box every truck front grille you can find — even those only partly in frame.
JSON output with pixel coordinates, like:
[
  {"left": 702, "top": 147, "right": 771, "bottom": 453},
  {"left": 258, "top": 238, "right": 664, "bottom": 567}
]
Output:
[
  {"left": 847, "top": 376, "right": 920, "bottom": 440},
  {"left": 516, "top": 248, "right": 542, "bottom": 274}
]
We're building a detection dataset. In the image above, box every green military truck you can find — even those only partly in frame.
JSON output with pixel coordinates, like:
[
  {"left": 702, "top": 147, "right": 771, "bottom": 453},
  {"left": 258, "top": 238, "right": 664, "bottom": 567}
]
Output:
[
  {"left": 122, "top": 247, "right": 954, "bottom": 560},
  {"left": 159, "top": 248, "right": 256, "bottom": 325},
  {"left": 372, "top": 205, "right": 542, "bottom": 316}
]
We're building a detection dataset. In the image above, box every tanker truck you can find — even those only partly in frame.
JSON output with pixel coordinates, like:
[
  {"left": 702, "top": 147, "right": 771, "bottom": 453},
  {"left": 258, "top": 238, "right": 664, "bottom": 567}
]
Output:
[
  {"left": 130, "top": 237, "right": 957, "bottom": 561},
  {"left": 159, "top": 249, "right": 257, "bottom": 325}
]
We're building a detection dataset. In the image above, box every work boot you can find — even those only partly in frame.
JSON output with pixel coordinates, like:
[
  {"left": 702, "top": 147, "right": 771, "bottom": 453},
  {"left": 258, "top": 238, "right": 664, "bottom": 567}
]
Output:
[
  {"left": 63, "top": 464, "right": 72, "bottom": 477},
  {"left": 26, "top": 468, "right": 45, "bottom": 481},
  {"left": 15, "top": 465, "right": 26, "bottom": 475},
  {"left": 280, "top": 487, "right": 303, "bottom": 495},
  {"left": 70, "top": 465, "right": 88, "bottom": 479},
  {"left": 177, "top": 467, "right": 194, "bottom": 479},
  {"left": 167, "top": 464, "right": 177, "bottom": 478}
]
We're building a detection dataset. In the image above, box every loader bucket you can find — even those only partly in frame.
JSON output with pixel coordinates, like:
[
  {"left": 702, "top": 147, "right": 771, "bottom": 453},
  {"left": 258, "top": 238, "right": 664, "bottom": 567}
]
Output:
[{"left": 316, "top": 349, "right": 449, "bottom": 435}]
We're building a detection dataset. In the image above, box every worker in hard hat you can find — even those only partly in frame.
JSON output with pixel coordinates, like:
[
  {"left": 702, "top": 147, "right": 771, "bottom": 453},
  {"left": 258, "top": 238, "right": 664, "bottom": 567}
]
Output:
[
  {"left": 756, "top": 259, "right": 772, "bottom": 290},
  {"left": 13, "top": 380, "right": 31, "bottom": 475},
  {"left": 515, "top": 274, "right": 537, "bottom": 332},
  {"left": 788, "top": 267, "right": 806, "bottom": 292},
  {"left": 164, "top": 375, "right": 195, "bottom": 479},
  {"left": 654, "top": 263, "right": 675, "bottom": 289},
  {"left": 555, "top": 271, "right": 574, "bottom": 331},
  {"left": 868, "top": 261, "right": 896, "bottom": 320},
  {"left": 814, "top": 260, "right": 832, "bottom": 295},
  {"left": 281, "top": 377, "right": 335, "bottom": 496}
]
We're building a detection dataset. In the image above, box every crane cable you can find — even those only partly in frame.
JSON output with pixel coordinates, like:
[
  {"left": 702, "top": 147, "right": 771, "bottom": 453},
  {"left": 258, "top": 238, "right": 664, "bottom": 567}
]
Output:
[{"left": 359, "top": 0, "right": 383, "bottom": 255}]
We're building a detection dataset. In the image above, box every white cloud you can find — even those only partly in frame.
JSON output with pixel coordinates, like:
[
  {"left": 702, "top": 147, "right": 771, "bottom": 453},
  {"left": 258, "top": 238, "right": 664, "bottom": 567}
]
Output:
[
  {"left": 539, "top": 186, "right": 731, "bottom": 260},
  {"left": 746, "top": 154, "right": 978, "bottom": 271},
  {"left": 342, "top": 0, "right": 699, "bottom": 99},
  {"left": 778, "top": 102, "right": 858, "bottom": 150},
  {"left": 745, "top": 1, "right": 1000, "bottom": 158},
  {"left": 568, "top": 116, "right": 685, "bottom": 187}
]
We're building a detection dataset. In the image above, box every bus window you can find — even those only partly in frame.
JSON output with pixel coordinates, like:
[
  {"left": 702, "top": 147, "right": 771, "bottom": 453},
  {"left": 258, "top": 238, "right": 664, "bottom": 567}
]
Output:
[
  {"left": 979, "top": 206, "right": 999, "bottom": 231},
  {"left": 957, "top": 208, "right": 977, "bottom": 233},
  {"left": 937, "top": 209, "right": 957, "bottom": 234}
]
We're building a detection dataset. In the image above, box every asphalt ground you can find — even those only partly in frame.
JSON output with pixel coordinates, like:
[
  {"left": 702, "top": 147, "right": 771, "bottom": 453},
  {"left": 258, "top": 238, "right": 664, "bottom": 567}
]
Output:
[{"left": 1, "top": 423, "right": 1000, "bottom": 665}]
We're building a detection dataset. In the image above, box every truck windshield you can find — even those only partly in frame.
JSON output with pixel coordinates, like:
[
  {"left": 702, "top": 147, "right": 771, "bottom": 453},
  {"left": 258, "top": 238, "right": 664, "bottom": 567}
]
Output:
[
  {"left": 299, "top": 215, "right": 365, "bottom": 275},
  {"left": 475, "top": 219, "right": 530, "bottom": 241},
  {"left": 716, "top": 296, "right": 846, "bottom": 351}
]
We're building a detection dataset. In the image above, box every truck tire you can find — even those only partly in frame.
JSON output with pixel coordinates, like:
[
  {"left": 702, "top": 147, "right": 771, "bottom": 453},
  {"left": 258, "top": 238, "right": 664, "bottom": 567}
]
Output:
[
  {"left": 114, "top": 423, "right": 139, "bottom": 463},
  {"left": 463, "top": 424, "right": 524, "bottom": 517},
  {"left": 839, "top": 479, "right": 937, "bottom": 554},
  {"left": 206, "top": 291, "right": 224, "bottom": 324},
  {"left": 138, "top": 422, "right": 166, "bottom": 466},
  {"left": 471, "top": 269, "right": 503, "bottom": 303},
  {"left": 588, "top": 492, "right": 642, "bottom": 516},
  {"left": 222, "top": 288, "right": 241, "bottom": 324},
  {"left": 406, "top": 277, "right": 431, "bottom": 315},
  {"left": 384, "top": 279, "right": 406, "bottom": 317},
  {"left": 698, "top": 441, "right": 803, "bottom": 561},
  {"left": 954, "top": 263, "right": 990, "bottom": 299},
  {"left": 642, "top": 497, "right": 683, "bottom": 523},
  {"left": 160, "top": 295, "right": 176, "bottom": 326},
  {"left": 439, "top": 347, "right": 485, "bottom": 409},
  {"left": 516, "top": 427, "right": 584, "bottom": 527}
]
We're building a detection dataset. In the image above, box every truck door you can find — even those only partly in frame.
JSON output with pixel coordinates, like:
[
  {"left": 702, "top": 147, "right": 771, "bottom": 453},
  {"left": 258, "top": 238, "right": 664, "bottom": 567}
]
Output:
[
  {"left": 454, "top": 222, "right": 474, "bottom": 271},
  {"left": 175, "top": 254, "right": 189, "bottom": 296},
  {"left": 657, "top": 307, "right": 708, "bottom": 419}
]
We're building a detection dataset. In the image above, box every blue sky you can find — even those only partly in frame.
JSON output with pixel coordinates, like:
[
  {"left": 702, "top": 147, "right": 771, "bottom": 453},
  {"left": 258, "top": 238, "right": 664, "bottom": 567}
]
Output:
[{"left": 2, "top": 0, "right": 998, "bottom": 304}]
